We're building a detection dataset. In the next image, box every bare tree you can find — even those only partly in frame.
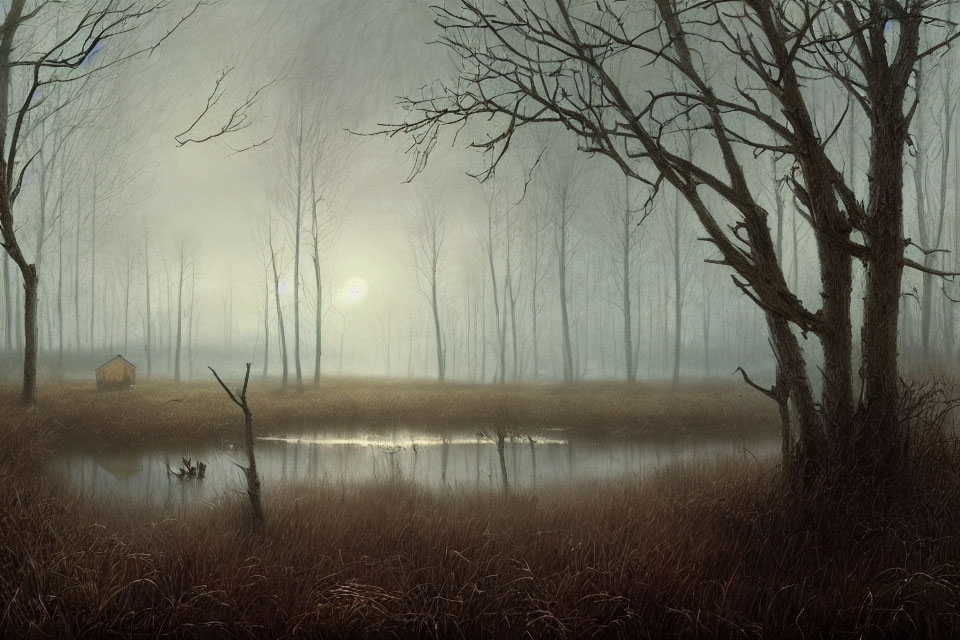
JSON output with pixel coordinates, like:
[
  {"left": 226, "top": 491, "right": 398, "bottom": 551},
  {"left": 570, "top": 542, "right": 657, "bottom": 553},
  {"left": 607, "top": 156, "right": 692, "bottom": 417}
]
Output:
[
  {"left": 911, "top": 52, "right": 939, "bottom": 359},
  {"left": 262, "top": 263, "right": 271, "bottom": 379},
  {"left": 173, "top": 241, "right": 195, "bottom": 383},
  {"left": 56, "top": 175, "right": 66, "bottom": 373},
  {"left": 409, "top": 195, "right": 448, "bottom": 381},
  {"left": 606, "top": 174, "right": 651, "bottom": 382},
  {"left": 910, "top": 14, "right": 958, "bottom": 358},
  {"left": 143, "top": 226, "right": 153, "bottom": 378},
  {"left": 478, "top": 425, "right": 513, "bottom": 494},
  {"left": 543, "top": 148, "right": 589, "bottom": 383},
  {"left": 278, "top": 101, "right": 307, "bottom": 388},
  {"left": 210, "top": 363, "right": 264, "bottom": 533},
  {"left": 2, "top": 253, "right": 10, "bottom": 352},
  {"left": 162, "top": 253, "right": 173, "bottom": 374},
  {"left": 479, "top": 182, "right": 508, "bottom": 383},
  {"left": 254, "top": 226, "right": 272, "bottom": 380},
  {"left": 268, "top": 214, "right": 289, "bottom": 387},
  {"left": 663, "top": 180, "right": 698, "bottom": 385},
  {"left": 0, "top": 0, "right": 252, "bottom": 402},
  {"left": 187, "top": 259, "right": 198, "bottom": 379},
  {"left": 119, "top": 229, "right": 139, "bottom": 356},
  {"left": 306, "top": 142, "right": 344, "bottom": 384},
  {"left": 384, "top": 0, "right": 960, "bottom": 478},
  {"left": 619, "top": 178, "right": 638, "bottom": 382}
]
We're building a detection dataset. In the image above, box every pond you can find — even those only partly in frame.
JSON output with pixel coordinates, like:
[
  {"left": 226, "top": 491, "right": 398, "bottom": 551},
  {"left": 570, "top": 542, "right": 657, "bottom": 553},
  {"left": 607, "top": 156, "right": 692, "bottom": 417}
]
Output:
[{"left": 49, "top": 427, "right": 779, "bottom": 505}]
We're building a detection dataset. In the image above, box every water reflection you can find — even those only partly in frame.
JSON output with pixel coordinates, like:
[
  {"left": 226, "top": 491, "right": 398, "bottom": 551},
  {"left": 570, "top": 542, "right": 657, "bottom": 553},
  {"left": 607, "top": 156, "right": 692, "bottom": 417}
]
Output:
[{"left": 49, "top": 428, "right": 778, "bottom": 505}]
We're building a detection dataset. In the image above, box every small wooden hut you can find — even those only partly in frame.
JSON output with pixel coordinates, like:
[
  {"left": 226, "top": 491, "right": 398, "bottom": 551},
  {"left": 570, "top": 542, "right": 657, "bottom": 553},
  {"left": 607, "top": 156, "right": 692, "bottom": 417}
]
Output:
[{"left": 96, "top": 355, "right": 136, "bottom": 390}]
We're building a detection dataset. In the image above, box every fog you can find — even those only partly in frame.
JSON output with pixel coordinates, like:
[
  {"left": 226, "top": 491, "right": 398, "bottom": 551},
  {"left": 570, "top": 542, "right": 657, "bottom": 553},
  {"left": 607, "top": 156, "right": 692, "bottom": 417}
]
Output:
[
  {"left": 7, "top": 4, "right": 960, "bottom": 635},
  {"left": 0, "top": 0, "right": 951, "bottom": 388}
]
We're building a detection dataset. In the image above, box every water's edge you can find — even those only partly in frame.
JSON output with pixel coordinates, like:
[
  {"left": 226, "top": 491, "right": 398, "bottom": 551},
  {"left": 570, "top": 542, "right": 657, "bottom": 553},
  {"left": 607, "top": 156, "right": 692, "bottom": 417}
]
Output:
[{"left": 50, "top": 428, "right": 778, "bottom": 505}]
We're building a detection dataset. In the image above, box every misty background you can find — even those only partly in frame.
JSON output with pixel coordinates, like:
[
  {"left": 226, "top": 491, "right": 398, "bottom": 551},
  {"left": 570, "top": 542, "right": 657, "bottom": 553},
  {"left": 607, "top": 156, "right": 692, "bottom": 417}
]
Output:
[{"left": 1, "top": 0, "right": 949, "bottom": 386}]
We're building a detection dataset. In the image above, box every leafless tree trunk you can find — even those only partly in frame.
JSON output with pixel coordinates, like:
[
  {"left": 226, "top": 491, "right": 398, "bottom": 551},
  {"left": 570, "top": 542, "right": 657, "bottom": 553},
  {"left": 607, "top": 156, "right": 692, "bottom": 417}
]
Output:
[
  {"left": 120, "top": 239, "right": 136, "bottom": 356},
  {"left": 529, "top": 205, "right": 548, "bottom": 379},
  {"left": 56, "top": 201, "right": 64, "bottom": 373},
  {"left": 858, "top": 82, "right": 911, "bottom": 463},
  {"left": 554, "top": 171, "right": 576, "bottom": 383},
  {"left": 89, "top": 179, "right": 97, "bottom": 352},
  {"left": 498, "top": 269, "right": 509, "bottom": 381},
  {"left": 0, "top": 1, "right": 32, "bottom": 399},
  {"left": 505, "top": 210, "right": 520, "bottom": 380},
  {"left": 621, "top": 178, "right": 636, "bottom": 382},
  {"left": 73, "top": 195, "right": 81, "bottom": 352},
  {"left": 210, "top": 363, "right": 264, "bottom": 533},
  {"left": 386, "top": 0, "right": 948, "bottom": 479},
  {"left": 702, "top": 268, "right": 711, "bottom": 377},
  {"left": 262, "top": 264, "right": 270, "bottom": 379},
  {"left": 480, "top": 277, "right": 487, "bottom": 381},
  {"left": 913, "top": 56, "right": 934, "bottom": 359},
  {"left": 482, "top": 189, "right": 506, "bottom": 383},
  {"left": 164, "top": 257, "right": 173, "bottom": 375},
  {"left": 42, "top": 287, "right": 53, "bottom": 355},
  {"left": 308, "top": 170, "right": 329, "bottom": 384},
  {"left": 268, "top": 223, "right": 289, "bottom": 387},
  {"left": 632, "top": 263, "right": 643, "bottom": 380},
  {"left": 2, "top": 253, "right": 10, "bottom": 352},
  {"left": 123, "top": 266, "right": 131, "bottom": 356},
  {"left": 465, "top": 286, "right": 473, "bottom": 379},
  {"left": 410, "top": 198, "right": 447, "bottom": 381},
  {"left": 770, "top": 96, "right": 786, "bottom": 264},
  {"left": 930, "top": 28, "right": 955, "bottom": 358},
  {"left": 187, "top": 262, "right": 197, "bottom": 379},
  {"left": 670, "top": 188, "right": 683, "bottom": 386},
  {"left": 496, "top": 431, "right": 509, "bottom": 494},
  {"left": 292, "top": 113, "right": 304, "bottom": 388},
  {"left": 174, "top": 244, "right": 185, "bottom": 383},
  {"left": 144, "top": 231, "right": 152, "bottom": 378}
]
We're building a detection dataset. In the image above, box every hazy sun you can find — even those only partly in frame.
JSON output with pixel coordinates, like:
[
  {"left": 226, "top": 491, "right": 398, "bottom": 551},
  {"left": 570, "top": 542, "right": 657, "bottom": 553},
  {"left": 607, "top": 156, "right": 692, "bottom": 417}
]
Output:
[{"left": 345, "top": 277, "right": 368, "bottom": 301}]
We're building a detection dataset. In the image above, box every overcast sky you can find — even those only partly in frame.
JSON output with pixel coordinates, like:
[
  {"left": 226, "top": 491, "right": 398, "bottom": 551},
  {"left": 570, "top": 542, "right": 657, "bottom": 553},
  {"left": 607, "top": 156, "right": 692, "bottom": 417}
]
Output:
[
  {"left": 108, "top": 0, "right": 484, "bottom": 341},
  {"left": 3, "top": 0, "right": 803, "bottom": 381}
]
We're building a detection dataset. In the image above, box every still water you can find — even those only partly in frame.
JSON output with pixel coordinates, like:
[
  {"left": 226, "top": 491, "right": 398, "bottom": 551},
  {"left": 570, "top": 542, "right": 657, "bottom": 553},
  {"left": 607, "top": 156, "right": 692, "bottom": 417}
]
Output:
[{"left": 50, "top": 428, "right": 778, "bottom": 504}]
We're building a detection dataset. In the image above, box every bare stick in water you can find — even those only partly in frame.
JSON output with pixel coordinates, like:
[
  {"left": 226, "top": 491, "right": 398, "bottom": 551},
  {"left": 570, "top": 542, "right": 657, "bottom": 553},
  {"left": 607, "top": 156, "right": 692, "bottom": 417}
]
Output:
[{"left": 209, "top": 363, "right": 264, "bottom": 532}]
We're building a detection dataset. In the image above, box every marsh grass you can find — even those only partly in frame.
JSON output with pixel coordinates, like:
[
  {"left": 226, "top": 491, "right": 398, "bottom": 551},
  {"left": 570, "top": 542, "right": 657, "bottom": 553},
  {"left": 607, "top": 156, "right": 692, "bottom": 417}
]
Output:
[
  {"left": 2, "top": 379, "right": 960, "bottom": 638},
  {"left": 4, "top": 453, "right": 960, "bottom": 638},
  {"left": 0, "top": 378, "right": 778, "bottom": 446}
]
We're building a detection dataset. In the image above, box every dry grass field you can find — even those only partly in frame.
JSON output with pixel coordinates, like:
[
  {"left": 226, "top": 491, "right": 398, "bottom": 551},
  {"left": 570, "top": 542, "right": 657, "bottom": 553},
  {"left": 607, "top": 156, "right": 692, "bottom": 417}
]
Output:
[
  {"left": 0, "top": 377, "right": 779, "bottom": 446},
  {"left": 1, "top": 378, "right": 959, "bottom": 638}
]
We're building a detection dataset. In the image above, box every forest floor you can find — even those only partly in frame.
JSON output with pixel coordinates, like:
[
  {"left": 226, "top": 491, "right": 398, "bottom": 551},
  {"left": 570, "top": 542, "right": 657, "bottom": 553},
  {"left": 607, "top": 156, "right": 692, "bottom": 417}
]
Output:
[
  {"left": 1, "top": 380, "right": 959, "bottom": 638},
  {"left": 0, "top": 377, "right": 778, "bottom": 446}
]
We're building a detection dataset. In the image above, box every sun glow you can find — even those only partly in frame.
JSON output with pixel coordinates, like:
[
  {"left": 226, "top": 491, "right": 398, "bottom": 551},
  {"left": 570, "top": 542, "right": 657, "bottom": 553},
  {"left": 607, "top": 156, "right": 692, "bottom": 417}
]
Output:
[{"left": 345, "top": 277, "right": 368, "bottom": 301}]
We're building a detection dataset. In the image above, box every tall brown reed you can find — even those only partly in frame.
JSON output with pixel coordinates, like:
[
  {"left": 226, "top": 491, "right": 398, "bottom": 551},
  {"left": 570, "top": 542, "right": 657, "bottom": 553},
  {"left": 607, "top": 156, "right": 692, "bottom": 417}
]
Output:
[{"left": 1, "top": 378, "right": 959, "bottom": 638}]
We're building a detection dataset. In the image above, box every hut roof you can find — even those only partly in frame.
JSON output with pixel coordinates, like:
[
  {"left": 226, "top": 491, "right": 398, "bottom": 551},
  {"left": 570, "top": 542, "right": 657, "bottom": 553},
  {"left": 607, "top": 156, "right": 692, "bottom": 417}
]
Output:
[{"left": 96, "top": 354, "right": 136, "bottom": 372}]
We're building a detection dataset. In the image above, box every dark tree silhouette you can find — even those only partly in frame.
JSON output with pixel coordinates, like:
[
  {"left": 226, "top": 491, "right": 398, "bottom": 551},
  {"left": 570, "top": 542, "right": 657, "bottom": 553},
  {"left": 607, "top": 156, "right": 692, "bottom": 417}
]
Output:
[
  {"left": 384, "top": 0, "right": 960, "bottom": 480},
  {"left": 0, "top": 1, "right": 262, "bottom": 404}
]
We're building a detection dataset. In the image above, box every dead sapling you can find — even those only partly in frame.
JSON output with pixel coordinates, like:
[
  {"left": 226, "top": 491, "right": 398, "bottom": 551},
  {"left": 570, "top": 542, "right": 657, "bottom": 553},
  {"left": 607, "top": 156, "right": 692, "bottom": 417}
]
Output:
[
  {"left": 209, "top": 363, "right": 264, "bottom": 532},
  {"left": 167, "top": 456, "right": 206, "bottom": 479},
  {"left": 478, "top": 425, "right": 514, "bottom": 495}
]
